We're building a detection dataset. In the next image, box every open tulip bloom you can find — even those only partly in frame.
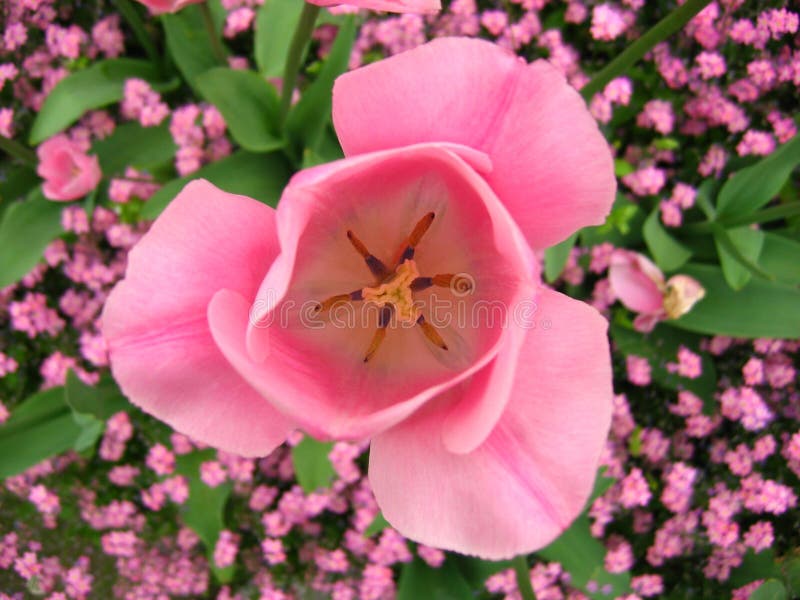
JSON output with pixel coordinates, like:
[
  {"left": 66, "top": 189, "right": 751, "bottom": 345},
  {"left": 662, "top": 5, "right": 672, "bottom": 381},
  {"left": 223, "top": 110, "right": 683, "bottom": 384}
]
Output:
[{"left": 103, "top": 37, "right": 616, "bottom": 559}]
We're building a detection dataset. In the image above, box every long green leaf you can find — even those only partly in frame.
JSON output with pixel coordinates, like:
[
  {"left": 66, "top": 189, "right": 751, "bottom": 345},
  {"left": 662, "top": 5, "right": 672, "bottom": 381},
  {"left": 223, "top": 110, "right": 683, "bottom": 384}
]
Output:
[
  {"left": 544, "top": 233, "right": 578, "bottom": 283},
  {"left": 397, "top": 558, "right": 473, "bottom": 600},
  {"left": 291, "top": 436, "right": 335, "bottom": 493},
  {"left": 30, "top": 59, "right": 167, "bottom": 144},
  {"left": 716, "top": 134, "right": 800, "bottom": 218},
  {"left": 175, "top": 450, "right": 234, "bottom": 583},
  {"left": 195, "top": 68, "right": 283, "bottom": 152},
  {"left": 537, "top": 514, "right": 631, "bottom": 599},
  {"left": 254, "top": 0, "right": 305, "bottom": 78},
  {"left": 760, "top": 232, "right": 800, "bottom": 284},
  {"left": 642, "top": 208, "right": 691, "bottom": 272},
  {"left": 0, "top": 187, "right": 63, "bottom": 288},
  {"left": 92, "top": 123, "right": 177, "bottom": 176},
  {"left": 714, "top": 225, "right": 765, "bottom": 290},
  {"left": 141, "top": 150, "right": 292, "bottom": 219},
  {"left": 162, "top": 5, "right": 224, "bottom": 87},
  {"left": 0, "top": 388, "right": 82, "bottom": 479},
  {"left": 669, "top": 264, "right": 800, "bottom": 338},
  {"left": 65, "top": 371, "right": 131, "bottom": 421},
  {"left": 285, "top": 17, "right": 356, "bottom": 155}
]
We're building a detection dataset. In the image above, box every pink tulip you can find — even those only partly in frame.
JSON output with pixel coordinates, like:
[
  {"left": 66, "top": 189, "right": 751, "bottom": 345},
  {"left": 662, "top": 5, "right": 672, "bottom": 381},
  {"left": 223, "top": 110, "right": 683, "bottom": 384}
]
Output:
[
  {"left": 36, "top": 135, "right": 102, "bottom": 202},
  {"left": 132, "top": 0, "right": 203, "bottom": 15},
  {"left": 103, "top": 38, "right": 616, "bottom": 558},
  {"left": 608, "top": 250, "right": 706, "bottom": 332}
]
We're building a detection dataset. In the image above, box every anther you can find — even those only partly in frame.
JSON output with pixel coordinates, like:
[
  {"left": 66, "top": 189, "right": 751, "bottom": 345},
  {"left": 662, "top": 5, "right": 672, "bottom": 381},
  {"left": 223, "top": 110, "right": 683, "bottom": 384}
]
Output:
[
  {"left": 395, "top": 212, "right": 435, "bottom": 264},
  {"left": 347, "top": 230, "right": 388, "bottom": 279},
  {"left": 313, "top": 290, "right": 364, "bottom": 313},
  {"left": 416, "top": 314, "right": 448, "bottom": 351},
  {"left": 363, "top": 306, "right": 394, "bottom": 363}
]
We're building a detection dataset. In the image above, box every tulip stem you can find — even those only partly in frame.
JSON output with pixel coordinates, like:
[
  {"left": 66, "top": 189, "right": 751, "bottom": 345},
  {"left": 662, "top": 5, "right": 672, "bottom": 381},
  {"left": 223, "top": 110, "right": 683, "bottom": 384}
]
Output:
[
  {"left": 0, "top": 135, "right": 37, "bottom": 167},
  {"left": 512, "top": 555, "right": 537, "bottom": 600},
  {"left": 580, "top": 0, "right": 713, "bottom": 100},
  {"left": 200, "top": 0, "right": 227, "bottom": 65},
  {"left": 279, "top": 2, "right": 321, "bottom": 122},
  {"left": 112, "top": 0, "right": 161, "bottom": 68}
]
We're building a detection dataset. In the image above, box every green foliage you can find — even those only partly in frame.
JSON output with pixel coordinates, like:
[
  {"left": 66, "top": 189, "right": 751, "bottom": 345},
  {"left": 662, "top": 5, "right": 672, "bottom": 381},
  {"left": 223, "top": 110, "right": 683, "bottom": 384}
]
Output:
[
  {"left": 30, "top": 59, "right": 171, "bottom": 144},
  {"left": 760, "top": 233, "right": 800, "bottom": 285},
  {"left": 397, "top": 557, "right": 474, "bottom": 600},
  {"left": 0, "top": 388, "right": 82, "bottom": 478},
  {"left": 713, "top": 225, "right": 765, "bottom": 290},
  {"left": 195, "top": 68, "right": 283, "bottom": 152},
  {"left": 254, "top": 0, "right": 305, "bottom": 78},
  {"left": 537, "top": 514, "right": 631, "bottom": 599},
  {"left": 91, "top": 123, "right": 177, "bottom": 176},
  {"left": 0, "top": 187, "right": 63, "bottom": 288},
  {"left": 716, "top": 133, "right": 800, "bottom": 219},
  {"left": 291, "top": 436, "right": 335, "bottom": 493},
  {"left": 162, "top": 5, "right": 225, "bottom": 88},
  {"left": 141, "top": 150, "right": 292, "bottom": 218},
  {"left": 642, "top": 208, "right": 691, "bottom": 272},
  {"left": 544, "top": 233, "right": 578, "bottom": 283},
  {"left": 364, "top": 512, "right": 390, "bottom": 537},
  {"left": 285, "top": 17, "right": 356, "bottom": 158},
  {"left": 64, "top": 371, "right": 131, "bottom": 421},
  {"left": 669, "top": 264, "right": 800, "bottom": 338},
  {"left": 750, "top": 579, "right": 788, "bottom": 600},
  {"left": 175, "top": 450, "right": 234, "bottom": 583}
]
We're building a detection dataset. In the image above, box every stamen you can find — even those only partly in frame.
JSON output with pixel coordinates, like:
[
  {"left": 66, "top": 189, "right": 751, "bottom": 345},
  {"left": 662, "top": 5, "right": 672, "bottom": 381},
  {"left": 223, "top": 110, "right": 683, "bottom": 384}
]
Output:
[
  {"left": 313, "top": 290, "right": 363, "bottom": 313},
  {"left": 395, "top": 212, "right": 435, "bottom": 264},
  {"left": 409, "top": 274, "right": 473, "bottom": 294},
  {"left": 363, "top": 306, "right": 393, "bottom": 363},
  {"left": 347, "top": 230, "right": 388, "bottom": 280},
  {"left": 416, "top": 314, "right": 448, "bottom": 351}
]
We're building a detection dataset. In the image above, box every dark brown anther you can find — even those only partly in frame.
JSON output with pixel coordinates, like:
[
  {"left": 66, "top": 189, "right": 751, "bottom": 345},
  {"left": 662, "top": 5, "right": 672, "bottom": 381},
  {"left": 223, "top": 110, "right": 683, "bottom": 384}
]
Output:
[
  {"left": 347, "top": 230, "right": 388, "bottom": 279},
  {"left": 416, "top": 314, "right": 448, "bottom": 350},
  {"left": 364, "top": 306, "right": 394, "bottom": 362}
]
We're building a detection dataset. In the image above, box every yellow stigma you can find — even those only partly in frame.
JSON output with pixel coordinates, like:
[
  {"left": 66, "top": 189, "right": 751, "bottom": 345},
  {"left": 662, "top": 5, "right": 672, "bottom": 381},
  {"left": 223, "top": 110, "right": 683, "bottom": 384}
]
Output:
[{"left": 361, "top": 260, "right": 421, "bottom": 324}]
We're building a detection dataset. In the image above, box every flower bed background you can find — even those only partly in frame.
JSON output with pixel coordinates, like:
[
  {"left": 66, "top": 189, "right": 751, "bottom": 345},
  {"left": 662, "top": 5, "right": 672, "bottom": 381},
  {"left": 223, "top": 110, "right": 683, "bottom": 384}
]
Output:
[{"left": 0, "top": 0, "right": 799, "bottom": 598}]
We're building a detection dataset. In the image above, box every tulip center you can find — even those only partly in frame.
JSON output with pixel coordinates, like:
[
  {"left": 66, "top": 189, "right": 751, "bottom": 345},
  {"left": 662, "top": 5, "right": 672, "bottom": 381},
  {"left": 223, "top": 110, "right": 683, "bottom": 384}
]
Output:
[
  {"left": 313, "top": 212, "right": 471, "bottom": 363},
  {"left": 361, "top": 260, "right": 421, "bottom": 324}
]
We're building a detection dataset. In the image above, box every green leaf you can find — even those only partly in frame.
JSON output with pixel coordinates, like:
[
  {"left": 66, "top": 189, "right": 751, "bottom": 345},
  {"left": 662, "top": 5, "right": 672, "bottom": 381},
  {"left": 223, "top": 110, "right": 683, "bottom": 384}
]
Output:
[
  {"left": 759, "top": 232, "right": 800, "bottom": 285},
  {"left": 452, "top": 555, "right": 511, "bottom": 589},
  {"left": 175, "top": 450, "right": 234, "bottom": 583},
  {"left": 30, "top": 59, "right": 168, "bottom": 144},
  {"left": 717, "top": 133, "right": 800, "bottom": 218},
  {"left": 544, "top": 233, "right": 578, "bottom": 283},
  {"left": 141, "top": 150, "right": 292, "bottom": 219},
  {"left": 669, "top": 263, "right": 800, "bottom": 338},
  {"left": 65, "top": 371, "right": 131, "bottom": 421},
  {"left": 642, "top": 208, "right": 691, "bottom": 272},
  {"left": 0, "top": 387, "right": 82, "bottom": 479},
  {"left": 729, "top": 549, "right": 781, "bottom": 588},
  {"left": 364, "top": 512, "right": 390, "bottom": 537},
  {"left": 91, "top": 123, "right": 177, "bottom": 176},
  {"left": 0, "top": 164, "right": 38, "bottom": 205},
  {"left": 291, "top": 436, "right": 335, "bottom": 493},
  {"left": 0, "top": 187, "right": 63, "bottom": 288},
  {"left": 537, "top": 514, "right": 631, "bottom": 599},
  {"left": 783, "top": 556, "right": 800, "bottom": 597},
  {"left": 397, "top": 558, "right": 473, "bottom": 600},
  {"left": 71, "top": 412, "right": 105, "bottom": 453},
  {"left": 714, "top": 226, "right": 765, "bottom": 290},
  {"left": 750, "top": 579, "right": 788, "bottom": 600},
  {"left": 254, "top": 0, "right": 305, "bottom": 78},
  {"left": 195, "top": 68, "right": 283, "bottom": 153},
  {"left": 285, "top": 17, "right": 356, "bottom": 155},
  {"left": 162, "top": 5, "right": 224, "bottom": 87}
]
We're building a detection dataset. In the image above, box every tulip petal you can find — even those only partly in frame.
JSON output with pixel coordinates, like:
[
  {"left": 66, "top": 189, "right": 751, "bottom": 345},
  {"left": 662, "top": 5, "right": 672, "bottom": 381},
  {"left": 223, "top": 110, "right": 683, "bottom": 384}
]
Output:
[
  {"left": 333, "top": 37, "right": 615, "bottom": 249},
  {"left": 369, "top": 289, "right": 612, "bottom": 559},
  {"left": 102, "top": 179, "right": 294, "bottom": 457},
  {"left": 608, "top": 251, "right": 665, "bottom": 314}
]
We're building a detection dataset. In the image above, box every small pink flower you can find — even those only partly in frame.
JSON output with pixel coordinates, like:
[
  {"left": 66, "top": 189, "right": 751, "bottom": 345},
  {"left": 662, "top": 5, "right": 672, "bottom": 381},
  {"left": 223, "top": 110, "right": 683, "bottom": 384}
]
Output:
[
  {"left": 308, "top": 0, "right": 441, "bottom": 13},
  {"left": 608, "top": 251, "right": 705, "bottom": 332},
  {"left": 103, "top": 38, "right": 615, "bottom": 559},
  {"left": 36, "top": 134, "right": 102, "bottom": 202}
]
